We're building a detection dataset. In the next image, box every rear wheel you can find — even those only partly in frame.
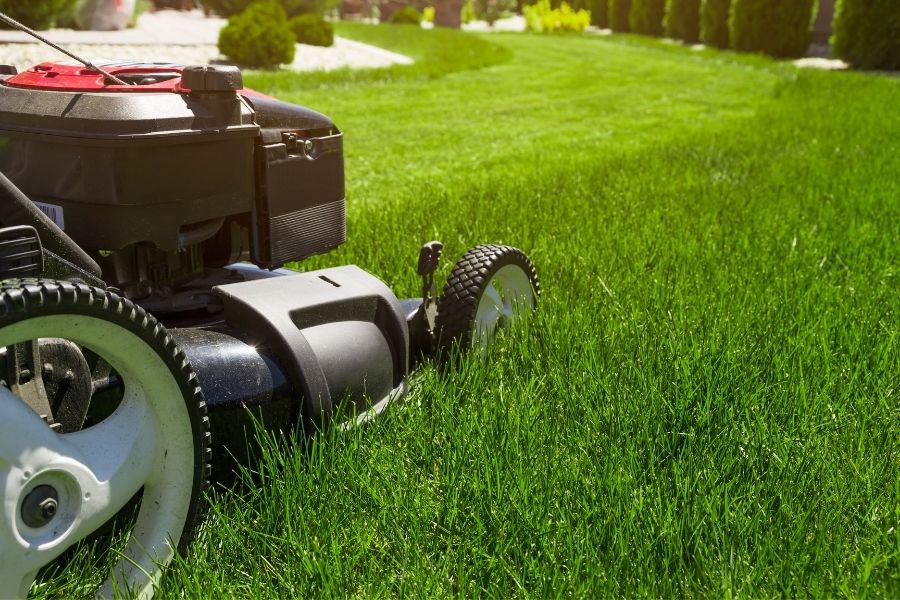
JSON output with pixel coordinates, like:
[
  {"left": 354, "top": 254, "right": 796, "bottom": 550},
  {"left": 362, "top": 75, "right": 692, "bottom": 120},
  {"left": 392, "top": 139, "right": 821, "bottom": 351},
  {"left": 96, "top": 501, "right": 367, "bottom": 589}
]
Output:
[
  {"left": 0, "top": 280, "right": 210, "bottom": 599},
  {"left": 436, "top": 245, "right": 539, "bottom": 355}
]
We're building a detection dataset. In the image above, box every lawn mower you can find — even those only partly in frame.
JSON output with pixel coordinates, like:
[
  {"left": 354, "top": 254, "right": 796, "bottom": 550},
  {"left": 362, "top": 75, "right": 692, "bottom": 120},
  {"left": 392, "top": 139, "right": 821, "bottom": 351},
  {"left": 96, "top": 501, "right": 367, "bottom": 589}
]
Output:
[{"left": 0, "top": 14, "right": 540, "bottom": 600}]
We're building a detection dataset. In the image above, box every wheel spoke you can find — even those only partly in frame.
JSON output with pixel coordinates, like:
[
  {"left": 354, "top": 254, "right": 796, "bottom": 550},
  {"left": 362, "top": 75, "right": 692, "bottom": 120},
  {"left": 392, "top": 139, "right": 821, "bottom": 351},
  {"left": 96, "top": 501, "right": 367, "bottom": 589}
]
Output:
[
  {"left": 0, "top": 568, "right": 38, "bottom": 599},
  {"left": 484, "top": 283, "right": 504, "bottom": 312},
  {"left": 64, "top": 388, "right": 159, "bottom": 538}
]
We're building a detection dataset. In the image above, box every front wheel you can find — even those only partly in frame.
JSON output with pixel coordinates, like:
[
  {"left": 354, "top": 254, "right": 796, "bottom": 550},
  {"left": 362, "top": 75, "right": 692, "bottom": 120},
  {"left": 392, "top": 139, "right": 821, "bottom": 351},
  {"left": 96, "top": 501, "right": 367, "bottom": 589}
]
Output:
[
  {"left": 436, "top": 244, "right": 540, "bottom": 355},
  {"left": 0, "top": 280, "right": 210, "bottom": 599}
]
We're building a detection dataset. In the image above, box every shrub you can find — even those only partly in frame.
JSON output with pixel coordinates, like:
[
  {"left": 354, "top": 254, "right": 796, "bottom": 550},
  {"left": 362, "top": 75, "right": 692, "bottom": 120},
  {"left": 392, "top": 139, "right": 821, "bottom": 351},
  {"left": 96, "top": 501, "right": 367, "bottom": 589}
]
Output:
[
  {"left": 204, "top": 0, "right": 254, "bottom": 17},
  {"left": 664, "top": 0, "right": 700, "bottom": 42},
  {"left": 728, "top": 0, "right": 816, "bottom": 58},
  {"left": 290, "top": 13, "right": 334, "bottom": 46},
  {"left": 218, "top": 1, "right": 296, "bottom": 68},
  {"left": 700, "top": 0, "right": 729, "bottom": 48},
  {"left": 587, "top": 0, "right": 608, "bottom": 27},
  {"left": 390, "top": 5, "right": 422, "bottom": 23},
  {"left": 832, "top": 0, "right": 900, "bottom": 70},
  {"left": 524, "top": 0, "right": 590, "bottom": 32},
  {"left": 0, "top": 0, "right": 77, "bottom": 29},
  {"left": 282, "top": 0, "right": 341, "bottom": 17},
  {"left": 205, "top": 0, "right": 339, "bottom": 17},
  {"left": 629, "top": 0, "right": 665, "bottom": 35},
  {"left": 608, "top": 0, "right": 631, "bottom": 31},
  {"left": 474, "top": 0, "right": 517, "bottom": 25}
]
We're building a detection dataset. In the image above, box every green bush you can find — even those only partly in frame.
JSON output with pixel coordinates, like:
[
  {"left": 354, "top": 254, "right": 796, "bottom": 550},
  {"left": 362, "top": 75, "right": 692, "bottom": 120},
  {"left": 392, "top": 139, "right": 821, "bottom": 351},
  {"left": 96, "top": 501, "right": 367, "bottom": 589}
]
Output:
[
  {"left": 609, "top": 0, "right": 631, "bottom": 31},
  {"left": 664, "top": 0, "right": 700, "bottom": 42},
  {"left": 700, "top": 0, "right": 730, "bottom": 48},
  {"left": 205, "top": 0, "right": 339, "bottom": 17},
  {"left": 390, "top": 5, "right": 423, "bottom": 24},
  {"left": 204, "top": 0, "right": 254, "bottom": 17},
  {"left": 282, "top": 0, "right": 340, "bottom": 17},
  {"left": 728, "top": 0, "right": 816, "bottom": 58},
  {"left": 289, "top": 13, "right": 334, "bottom": 46},
  {"left": 474, "top": 0, "right": 517, "bottom": 25},
  {"left": 524, "top": 0, "right": 590, "bottom": 32},
  {"left": 587, "top": 0, "right": 608, "bottom": 27},
  {"left": 218, "top": 1, "right": 296, "bottom": 68},
  {"left": 832, "top": 0, "right": 900, "bottom": 70},
  {"left": 629, "top": 0, "right": 665, "bottom": 35},
  {"left": 0, "top": 0, "right": 77, "bottom": 29}
]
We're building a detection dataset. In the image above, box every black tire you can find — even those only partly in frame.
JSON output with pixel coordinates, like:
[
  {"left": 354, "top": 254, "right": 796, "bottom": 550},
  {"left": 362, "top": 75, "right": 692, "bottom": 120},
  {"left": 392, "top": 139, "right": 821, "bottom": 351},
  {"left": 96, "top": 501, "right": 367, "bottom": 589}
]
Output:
[
  {"left": 436, "top": 244, "right": 540, "bottom": 354},
  {"left": 0, "top": 279, "right": 210, "bottom": 578}
]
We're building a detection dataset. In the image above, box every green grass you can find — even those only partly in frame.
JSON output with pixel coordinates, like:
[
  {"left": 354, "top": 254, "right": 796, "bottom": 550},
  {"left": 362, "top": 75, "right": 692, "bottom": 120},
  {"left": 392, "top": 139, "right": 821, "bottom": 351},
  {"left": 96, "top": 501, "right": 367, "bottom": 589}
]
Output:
[{"left": 38, "top": 25, "right": 900, "bottom": 597}]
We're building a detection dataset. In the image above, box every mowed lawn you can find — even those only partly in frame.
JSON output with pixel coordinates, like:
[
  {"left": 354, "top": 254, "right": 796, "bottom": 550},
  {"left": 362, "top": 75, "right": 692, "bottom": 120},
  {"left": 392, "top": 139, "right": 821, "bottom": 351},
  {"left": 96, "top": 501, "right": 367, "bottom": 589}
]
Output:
[{"left": 40, "top": 24, "right": 898, "bottom": 598}]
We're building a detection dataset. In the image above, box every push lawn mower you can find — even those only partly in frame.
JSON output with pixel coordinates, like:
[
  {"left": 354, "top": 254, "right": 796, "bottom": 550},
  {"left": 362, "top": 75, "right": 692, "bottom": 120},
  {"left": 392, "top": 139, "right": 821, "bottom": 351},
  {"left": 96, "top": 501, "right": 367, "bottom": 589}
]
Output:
[{"left": 0, "top": 15, "right": 539, "bottom": 600}]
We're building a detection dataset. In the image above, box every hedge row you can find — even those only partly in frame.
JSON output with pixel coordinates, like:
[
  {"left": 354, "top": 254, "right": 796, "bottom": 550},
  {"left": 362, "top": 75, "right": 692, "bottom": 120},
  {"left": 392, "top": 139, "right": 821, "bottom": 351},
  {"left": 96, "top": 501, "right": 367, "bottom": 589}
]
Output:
[
  {"left": 630, "top": 0, "right": 666, "bottom": 36},
  {"left": 604, "top": 0, "right": 815, "bottom": 60},
  {"left": 664, "top": 0, "right": 700, "bottom": 43},
  {"left": 832, "top": 0, "right": 900, "bottom": 70},
  {"left": 700, "top": 0, "right": 730, "bottom": 48},
  {"left": 609, "top": 0, "right": 631, "bottom": 31},
  {"left": 729, "top": 0, "right": 816, "bottom": 58}
]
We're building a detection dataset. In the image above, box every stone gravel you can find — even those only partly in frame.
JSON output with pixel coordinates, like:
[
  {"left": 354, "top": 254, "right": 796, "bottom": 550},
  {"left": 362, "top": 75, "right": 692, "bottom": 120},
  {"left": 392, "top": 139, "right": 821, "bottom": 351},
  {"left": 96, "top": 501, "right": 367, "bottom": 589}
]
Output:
[{"left": 0, "top": 38, "right": 412, "bottom": 72}]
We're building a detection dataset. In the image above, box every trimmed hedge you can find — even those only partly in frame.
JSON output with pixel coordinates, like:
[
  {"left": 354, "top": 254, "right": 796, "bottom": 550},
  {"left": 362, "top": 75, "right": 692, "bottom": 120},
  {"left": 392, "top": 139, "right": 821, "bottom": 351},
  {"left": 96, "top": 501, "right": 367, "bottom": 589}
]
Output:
[
  {"left": 609, "top": 0, "right": 631, "bottom": 31},
  {"left": 629, "top": 0, "right": 665, "bottom": 35},
  {"left": 218, "top": 1, "right": 296, "bottom": 69},
  {"left": 700, "top": 0, "right": 729, "bottom": 48},
  {"left": 206, "top": 0, "right": 340, "bottom": 17},
  {"left": 728, "top": 0, "right": 816, "bottom": 58},
  {"left": 587, "top": 0, "right": 609, "bottom": 27},
  {"left": 290, "top": 13, "right": 334, "bottom": 46},
  {"left": 390, "top": 5, "right": 422, "bottom": 24},
  {"left": 665, "top": 0, "right": 700, "bottom": 42},
  {"left": 0, "top": 0, "right": 77, "bottom": 29},
  {"left": 832, "top": 0, "right": 900, "bottom": 70},
  {"left": 204, "top": 0, "right": 255, "bottom": 16}
]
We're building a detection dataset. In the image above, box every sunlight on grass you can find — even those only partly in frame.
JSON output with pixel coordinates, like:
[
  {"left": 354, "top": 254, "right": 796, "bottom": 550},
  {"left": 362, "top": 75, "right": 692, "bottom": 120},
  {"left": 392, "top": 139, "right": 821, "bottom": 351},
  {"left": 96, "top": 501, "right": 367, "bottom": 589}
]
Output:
[{"left": 44, "top": 24, "right": 900, "bottom": 598}]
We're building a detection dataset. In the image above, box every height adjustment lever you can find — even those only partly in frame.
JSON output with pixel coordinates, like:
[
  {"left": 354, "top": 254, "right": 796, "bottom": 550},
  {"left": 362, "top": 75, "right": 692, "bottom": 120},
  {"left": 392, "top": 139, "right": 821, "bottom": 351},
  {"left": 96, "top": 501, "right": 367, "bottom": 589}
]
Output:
[{"left": 417, "top": 241, "right": 443, "bottom": 331}]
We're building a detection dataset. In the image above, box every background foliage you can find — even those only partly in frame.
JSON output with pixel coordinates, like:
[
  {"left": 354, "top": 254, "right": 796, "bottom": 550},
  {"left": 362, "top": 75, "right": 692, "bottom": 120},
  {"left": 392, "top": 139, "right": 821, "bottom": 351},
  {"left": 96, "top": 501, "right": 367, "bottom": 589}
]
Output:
[
  {"left": 664, "top": 0, "right": 701, "bottom": 43},
  {"left": 609, "top": 0, "right": 631, "bottom": 31},
  {"left": 629, "top": 0, "right": 666, "bottom": 36},
  {"left": 832, "top": 0, "right": 900, "bottom": 70},
  {"left": 218, "top": 1, "right": 296, "bottom": 68},
  {"left": 0, "top": 0, "right": 77, "bottom": 29},
  {"left": 700, "top": 0, "right": 730, "bottom": 48},
  {"left": 728, "top": 0, "right": 816, "bottom": 58}
]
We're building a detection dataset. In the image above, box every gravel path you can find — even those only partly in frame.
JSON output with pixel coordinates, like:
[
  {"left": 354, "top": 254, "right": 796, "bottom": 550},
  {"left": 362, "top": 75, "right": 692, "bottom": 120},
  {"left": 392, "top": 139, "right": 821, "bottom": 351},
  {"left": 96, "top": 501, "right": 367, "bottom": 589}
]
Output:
[
  {"left": 0, "top": 38, "right": 412, "bottom": 72},
  {"left": 0, "top": 9, "right": 411, "bottom": 72}
]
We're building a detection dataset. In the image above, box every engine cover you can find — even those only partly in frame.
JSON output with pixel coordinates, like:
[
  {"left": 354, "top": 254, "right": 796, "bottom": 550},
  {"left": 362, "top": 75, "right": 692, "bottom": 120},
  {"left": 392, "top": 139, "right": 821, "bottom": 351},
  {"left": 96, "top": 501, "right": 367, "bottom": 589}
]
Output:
[{"left": 0, "top": 62, "right": 345, "bottom": 268}]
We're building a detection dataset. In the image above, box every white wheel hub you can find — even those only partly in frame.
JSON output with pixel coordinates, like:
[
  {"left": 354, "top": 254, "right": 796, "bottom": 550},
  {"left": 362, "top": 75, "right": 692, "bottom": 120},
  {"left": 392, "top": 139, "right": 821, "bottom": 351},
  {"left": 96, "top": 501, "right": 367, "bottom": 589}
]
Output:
[{"left": 474, "top": 264, "right": 536, "bottom": 351}]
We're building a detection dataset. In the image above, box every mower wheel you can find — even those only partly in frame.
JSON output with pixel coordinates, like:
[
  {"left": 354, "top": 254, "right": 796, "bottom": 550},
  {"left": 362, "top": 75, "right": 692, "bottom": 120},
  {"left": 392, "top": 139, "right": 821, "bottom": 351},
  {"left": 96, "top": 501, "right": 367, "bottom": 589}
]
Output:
[
  {"left": 436, "top": 245, "right": 539, "bottom": 354},
  {"left": 0, "top": 280, "right": 210, "bottom": 599}
]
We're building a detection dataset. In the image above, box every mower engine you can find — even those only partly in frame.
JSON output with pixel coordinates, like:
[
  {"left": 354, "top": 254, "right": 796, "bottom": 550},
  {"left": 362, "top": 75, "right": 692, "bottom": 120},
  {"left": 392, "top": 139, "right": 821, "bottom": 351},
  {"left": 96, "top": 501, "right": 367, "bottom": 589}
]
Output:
[{"left": 0, "top": 60, "right": 539, "bottom": 599}]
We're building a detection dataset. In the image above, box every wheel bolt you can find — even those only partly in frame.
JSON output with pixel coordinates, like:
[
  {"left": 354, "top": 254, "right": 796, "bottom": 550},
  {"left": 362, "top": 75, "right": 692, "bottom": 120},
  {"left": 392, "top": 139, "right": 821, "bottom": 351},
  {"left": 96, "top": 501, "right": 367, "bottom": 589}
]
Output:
[
  {"left": 21, "top": 485, "right": 60, "bottom": 528},
  {"left": 40, "top": 498, "right": 58, "bottom": 519}
]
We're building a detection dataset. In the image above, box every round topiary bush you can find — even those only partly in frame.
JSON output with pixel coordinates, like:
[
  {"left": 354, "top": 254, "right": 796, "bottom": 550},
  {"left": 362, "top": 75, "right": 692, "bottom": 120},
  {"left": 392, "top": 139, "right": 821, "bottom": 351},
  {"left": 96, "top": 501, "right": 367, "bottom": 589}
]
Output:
[
  {"left": 609, "top": 0, "right": 631, "bottom": 31},
  {"left": 630, "top": 0, "right": 665, "bottom": 35},
  {"left": 728, "top": 0, "right": 816, "bottom": 58},
  {"left": 700, "top": 0, "right": 730, "bottom": 48},
  {"left": 0, "top": 0, "right": 77, "bottom": 30},
  {"left": 832, "top": 0, "right": 900, "bottom": 70},
  {"left": 665, "top": 0, "right": 700, "bottom": 42},
  {"left": 290, "top": 13, "right": 334, "bottom": 46},
  {"left": 390, "top": 5, "right": 423, "bottom": 24},
  {"left": 218, "top": 1, "right": 296, "bottom": 69}
]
